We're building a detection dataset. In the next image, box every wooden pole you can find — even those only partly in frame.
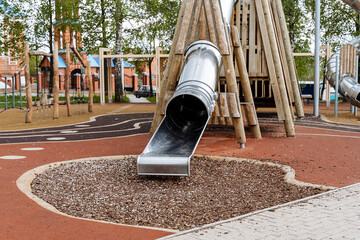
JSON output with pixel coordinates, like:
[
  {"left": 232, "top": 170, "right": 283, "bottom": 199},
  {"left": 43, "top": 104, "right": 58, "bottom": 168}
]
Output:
[
  {"left": 231, "top": 26, "right": 262, "bottom": 139},
  {"left": 274, "top": 0, "right": 304, "bottom": 118},
  {"left": 53, "top": 41, "right": 60, "bottom": 119},
  {"left": 261, "top": 0, "right": 295, "bottom": 136},
  {"left": 212, "top": 0, "right": 246, "bottom": 146},
  {"left": 87, "top": 62, "right": 93, "bottom": 112},
  {"left": 198, "top": 7, "right": 207, "bottom": 40},
  {"left": 255, "top": 0, "right": 285, "bottom": 121},
  {"left": 24, "top": 43, "right": 32, "bottom": 123},
  {"left": 29, "top": 51, "right": 53, "bottom": 57},
  {"left": 151, "top": 0, "right": 188, "bottom": 133},
  {"left": 189, "top": 0, "right": 203, "bottom": 43},
  {"left": 65, "top": 43, "right": 71, "bottom": 116},
  {"left": 155, "top": 47, "right": 162, "bottom": 103},
  {"left": 70, "top": 45, "right": 87, "bottom": 67}
]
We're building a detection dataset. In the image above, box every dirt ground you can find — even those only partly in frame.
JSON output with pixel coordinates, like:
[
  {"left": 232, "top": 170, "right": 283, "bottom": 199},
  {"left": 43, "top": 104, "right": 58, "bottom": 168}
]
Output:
[{"left": 0, "top": 103, "right": 156, "bottom": 131}]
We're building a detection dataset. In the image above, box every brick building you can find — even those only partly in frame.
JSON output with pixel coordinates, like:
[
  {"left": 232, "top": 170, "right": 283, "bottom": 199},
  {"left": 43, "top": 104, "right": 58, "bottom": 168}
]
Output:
[{"left": 0, "top": 0, "right": 23, "bottom": 89}]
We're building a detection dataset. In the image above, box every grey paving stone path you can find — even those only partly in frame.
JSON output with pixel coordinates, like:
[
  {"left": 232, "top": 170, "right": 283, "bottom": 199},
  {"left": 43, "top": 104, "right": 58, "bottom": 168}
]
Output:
[
  {"left": 161, "top": 183, "right": 360, "bottom": 240},
  {"left": 127, "top": 93, "right": 151, "bottom": 103}
]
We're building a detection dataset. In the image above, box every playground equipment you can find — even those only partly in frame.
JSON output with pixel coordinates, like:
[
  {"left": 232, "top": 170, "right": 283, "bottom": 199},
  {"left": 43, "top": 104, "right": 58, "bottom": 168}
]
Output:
[
  {"left": 138, "top": 0, "right": 304, "bottom": 176},
  {"left": 23, "top": 41, "right": 94, "bottom": 123},
  {"left": 0, "top": 72, "right": 25, "bottom": 112},
  {"left": 138, "top": 41, "right": 222, "bottom": 176},
  {"left": 326, "top": 38, "right": 360, "bottom": 108}
]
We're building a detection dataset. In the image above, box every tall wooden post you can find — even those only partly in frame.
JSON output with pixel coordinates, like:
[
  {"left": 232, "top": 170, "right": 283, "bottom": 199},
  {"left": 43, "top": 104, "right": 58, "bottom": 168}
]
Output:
[
  {"left": 231, "top": 26, "right": 262, "bottom": 139},
  {"left": 261, "top": 0, "right": 294, "bottom": 136},
  {"left": 65, "top": 43, "right": 71, "bottom": 116},
  {"left": 87, "top": 63, "right": 93, "bottom": 112},
  {"left": 24, "top": 43, "right": 32, "bottom": 123},
  {"left": 212, "top": 0, "right": 246, "bottom": 146},
  {"left": 274, "top": 0, "right": 304, "bottom": 118},
  {"left": 53, "top": 41, "right": 60, "bottom": 119}
]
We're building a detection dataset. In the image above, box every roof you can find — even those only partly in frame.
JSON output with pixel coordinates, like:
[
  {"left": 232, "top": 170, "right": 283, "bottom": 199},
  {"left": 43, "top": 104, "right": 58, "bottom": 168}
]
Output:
[
  {"left": 47, "top": 56, "right": 67, "bottom": 68},
  {"left": 87, "top": 55, "right": 99, "bottom": 68},
  {"left": 41, "top": 54, "right": 134, "bottom": 69},
  {"left": 91, "top": 57, "right": 135, "bottom": 68}
]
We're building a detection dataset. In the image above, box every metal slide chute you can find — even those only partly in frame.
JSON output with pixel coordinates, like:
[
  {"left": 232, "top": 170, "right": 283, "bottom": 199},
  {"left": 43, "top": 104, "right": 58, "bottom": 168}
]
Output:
[
  {"left": 137, "top": 0, "right": 235, "bottom": 176},
  {"left": 137, "top": 41, "right": 222, "bottom": 176},
  {"left": 326, "top": 37, "right": 360, "bottom": 107}
]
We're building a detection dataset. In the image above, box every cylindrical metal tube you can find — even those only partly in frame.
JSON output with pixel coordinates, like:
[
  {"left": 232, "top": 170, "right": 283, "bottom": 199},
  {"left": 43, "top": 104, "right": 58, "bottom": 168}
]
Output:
[
  {"left": 166, "top": 40, "right": 222, "bottom": 133},
  {"left": 325, "top": 37, "right": 360, "bottom": 107}
]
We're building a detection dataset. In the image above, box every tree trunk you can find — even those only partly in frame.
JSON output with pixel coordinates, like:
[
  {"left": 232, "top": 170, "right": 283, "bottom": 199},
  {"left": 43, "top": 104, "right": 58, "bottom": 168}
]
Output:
[
  {"left": 24, "top": 43, "right": 32, "bottom": 123},
  {"left": 114, "top": 0, "right": 124, "bottom": 102}
]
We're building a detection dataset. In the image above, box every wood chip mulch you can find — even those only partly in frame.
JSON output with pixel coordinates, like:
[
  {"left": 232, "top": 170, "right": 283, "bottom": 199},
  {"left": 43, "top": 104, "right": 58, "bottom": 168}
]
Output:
[{"left": 31, "top": 156, "right": 325, "bottom": 230}]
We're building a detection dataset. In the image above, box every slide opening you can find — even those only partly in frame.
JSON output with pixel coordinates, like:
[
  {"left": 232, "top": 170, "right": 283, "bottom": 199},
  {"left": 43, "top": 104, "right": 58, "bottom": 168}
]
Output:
[{"left": 167, "top": 94, "right": 208, "bottom": 133}]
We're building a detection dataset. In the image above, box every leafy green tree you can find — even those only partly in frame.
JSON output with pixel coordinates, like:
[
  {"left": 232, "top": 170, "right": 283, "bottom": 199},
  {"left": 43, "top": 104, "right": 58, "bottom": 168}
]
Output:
[
  {"left": 124, "top": 0, "right": 180, "bottom": 97},
  {"left": 0, "top": 0, "right": 25, "bottom": 59},
  {"left": 304, "top": 0, "right": 359, "bottom": 50}
]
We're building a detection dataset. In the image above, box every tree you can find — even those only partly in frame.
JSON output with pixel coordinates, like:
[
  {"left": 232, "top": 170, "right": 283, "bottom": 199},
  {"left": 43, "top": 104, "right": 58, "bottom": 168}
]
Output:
[
  {"left": 125, "top": 0, "right": 180, "bottom": 97},
  {"left": 113, "top": 0, "right": 127, "bottom": 102},
  {"left": 0, "top": 0, "right": 26, "bottom": 59},
  {"left": 79, "top": 0, "right": 113, "bottom": 53}
]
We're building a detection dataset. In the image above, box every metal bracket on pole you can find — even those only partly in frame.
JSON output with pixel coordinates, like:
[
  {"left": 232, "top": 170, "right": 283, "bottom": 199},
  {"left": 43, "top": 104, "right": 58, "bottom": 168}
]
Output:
[{"left": 335, "top": 56, "right": 339, "bottom": 118}]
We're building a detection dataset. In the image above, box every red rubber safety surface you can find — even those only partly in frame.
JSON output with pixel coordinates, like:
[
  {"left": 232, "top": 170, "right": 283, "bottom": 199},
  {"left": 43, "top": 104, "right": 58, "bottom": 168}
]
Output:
[{"left": 0, "top": 124, "right": 359, "bottom": 239}]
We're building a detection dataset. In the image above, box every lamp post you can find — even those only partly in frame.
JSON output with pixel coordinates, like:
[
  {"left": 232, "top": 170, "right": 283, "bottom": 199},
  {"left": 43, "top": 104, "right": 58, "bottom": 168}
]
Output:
[{"left": 314, "top": 0, "right": 320, "bottom": 116}]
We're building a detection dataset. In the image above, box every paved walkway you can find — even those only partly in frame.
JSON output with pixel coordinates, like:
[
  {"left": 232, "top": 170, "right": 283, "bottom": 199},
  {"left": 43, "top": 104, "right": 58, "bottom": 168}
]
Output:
[
  {"left": 127, "top": 93, "right": 151, "bottom": 103},
  {"left": 163, "top": 183, "right": 360, "bottom": 240}
]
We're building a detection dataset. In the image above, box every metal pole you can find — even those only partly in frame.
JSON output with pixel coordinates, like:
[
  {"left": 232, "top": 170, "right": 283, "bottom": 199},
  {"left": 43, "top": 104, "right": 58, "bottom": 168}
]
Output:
[
  {"left": 19, "top": 72, "right": 22, "bottom": 109},
  {"left": 335, "top": 56, "right": 339, "bottom": 118},
  {"left": 5, "top": 77, "right": 7, "bottom": 110},
  {"left": 355, "top": 55, "right": 359, "bottom": 116},
  {"left": 12, "top": 75, "right": 15, "bottom": 108},
  {"left": 36, "top": 56, "right": 39, "bottom": 98},
  {"left": 314, "top": 0, "right": 321, "bottom": 116}
]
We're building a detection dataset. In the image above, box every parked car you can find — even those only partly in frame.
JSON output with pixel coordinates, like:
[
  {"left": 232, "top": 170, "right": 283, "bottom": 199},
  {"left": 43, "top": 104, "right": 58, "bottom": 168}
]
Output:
[{"left": 133, "top": 85, "right": 156, "bottom": 98}]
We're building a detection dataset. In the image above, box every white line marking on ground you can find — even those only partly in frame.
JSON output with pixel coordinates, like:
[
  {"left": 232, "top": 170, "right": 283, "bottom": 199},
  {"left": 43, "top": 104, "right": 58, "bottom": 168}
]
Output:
[
  {"left": 75, "top": 125, "right": 90, "bottom": 127},
  {"left": 60, "top": 130, "right": 78, "bottom": 134},
  {"left": 0, "top": 120, "right": 152, "bottom": 139},
  {"left": 46, "top": 137, "right": 66, "bottom": 141},
  {"left": 0, "top": 155, "right": 26, "bottom": 160},
  {"left": 0, "top": 118, "right": 152, "bottom": 137},
  {"left": 20, "top": 147, "right": 44, "bottom": 151}
]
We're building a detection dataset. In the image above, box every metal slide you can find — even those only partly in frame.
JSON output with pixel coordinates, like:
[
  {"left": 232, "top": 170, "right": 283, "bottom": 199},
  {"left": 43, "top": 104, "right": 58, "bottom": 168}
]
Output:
[
  {"left": 137, "top": 0, "right": 235, "bottom": 176},
  {"left": 137, "top": 40, "right": 222, "bottom": 176},
  {"left": 325, "top": 37, "right": 360, "bottom": 107}
]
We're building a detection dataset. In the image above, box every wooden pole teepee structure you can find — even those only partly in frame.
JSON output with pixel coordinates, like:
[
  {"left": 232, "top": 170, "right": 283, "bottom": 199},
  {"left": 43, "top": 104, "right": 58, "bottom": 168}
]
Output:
[{"left": 151, "top": 0, "right": 304, "bottom": 143}]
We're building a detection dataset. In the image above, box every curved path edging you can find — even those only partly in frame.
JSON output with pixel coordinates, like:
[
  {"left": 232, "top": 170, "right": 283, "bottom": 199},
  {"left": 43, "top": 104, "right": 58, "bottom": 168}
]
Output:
[{"left": 17, "top": 155, "right": 334, "bottom": 232}]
